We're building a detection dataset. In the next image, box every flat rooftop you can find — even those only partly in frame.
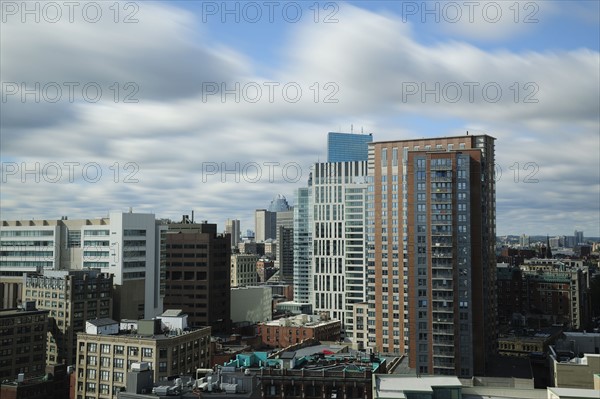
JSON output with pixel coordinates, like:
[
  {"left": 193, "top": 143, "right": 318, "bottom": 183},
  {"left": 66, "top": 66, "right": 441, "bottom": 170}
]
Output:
[
  {"left": 262, "top": 314, "right": 339, "bottom": 328},
  {"left": 0, "top": 308, "right": 48, "bottom": 318},
  {"left": 79, "top": 326, "right": 211, "bottom": 341}
]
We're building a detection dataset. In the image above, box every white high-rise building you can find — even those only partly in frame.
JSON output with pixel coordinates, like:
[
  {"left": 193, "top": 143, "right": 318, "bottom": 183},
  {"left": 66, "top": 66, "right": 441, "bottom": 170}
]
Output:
[
  {"left": 0, "top": 211, "right": 165, "bottom": 319},
  {"left": 311, "top": 161, "right": 368, "bottom": 342},
  {"left": 519, "top": 234, "right": 530, "bottom": 248}
]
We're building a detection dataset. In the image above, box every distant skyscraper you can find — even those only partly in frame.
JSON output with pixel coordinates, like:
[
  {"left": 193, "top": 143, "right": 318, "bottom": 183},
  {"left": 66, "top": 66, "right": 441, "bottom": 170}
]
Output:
[
  {"left": 225, "top": 219, "right": 241, "bottom": 247},
  {"left": 276, "top": 209, "right": 294, "bottom": 283},
  {"left": 255, "top": 209, "right": 276, "bottom": 242},
  {"left": 293, "top": 186, "right": 312, "bottom": 303},
  {"left": 268, "top": 194, "right": 291, "bottom": 212},
  {"left": 519, "top": 234, "right": 530, "bottom": 248},
  {"left": 327, "top": 132, "right": 373, "bottom": 162},
  {"left": 367, "top": 135, "right": 497, "bottom": 377},
  {"left": 574, "top": 230, "right": 584, "bottom": 245}
]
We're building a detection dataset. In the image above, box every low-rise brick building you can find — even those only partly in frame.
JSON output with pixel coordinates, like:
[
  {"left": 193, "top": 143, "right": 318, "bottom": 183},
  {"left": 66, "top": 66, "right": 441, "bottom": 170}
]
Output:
[{"left": 257, "top": 314, "right": 341, "bottom": 348}]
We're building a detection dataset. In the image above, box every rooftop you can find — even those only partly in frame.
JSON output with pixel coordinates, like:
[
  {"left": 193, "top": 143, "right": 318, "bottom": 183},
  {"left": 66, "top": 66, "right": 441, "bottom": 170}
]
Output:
[
  {"left": 80, "top": 328, "right": 210, "bottom": 341},
  {"left": 161, "top": 309, "right": 184, "bottom": 317},
  {"left": 0, "top": 307, "right": 48, "bottom": 318},
  {"left": 87, "top": 318, "right": 118, "bottom": 327},
  {"left": 375, "top": 375, "right": 462, "bottom": 398},
  {"left": 547, "top": 387, "right": 600, "bottom": 398},
  {"left": 223, "top": 349, "right": 386, "bottom": 373},
  {"left": 261, "top": 314, "right": 339, "bottom": 328},
  {"left": 485, "top": 356, "right": 533, "bottom": 379}
]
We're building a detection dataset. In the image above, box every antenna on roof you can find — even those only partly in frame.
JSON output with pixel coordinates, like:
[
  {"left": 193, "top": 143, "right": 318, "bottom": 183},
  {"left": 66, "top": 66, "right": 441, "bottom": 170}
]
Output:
[
  {"left": 361, "top": 127, "right": 364, "bottom": 133},
  {"left": 351, "top": 124, "right": 354, "bottom": 133}
]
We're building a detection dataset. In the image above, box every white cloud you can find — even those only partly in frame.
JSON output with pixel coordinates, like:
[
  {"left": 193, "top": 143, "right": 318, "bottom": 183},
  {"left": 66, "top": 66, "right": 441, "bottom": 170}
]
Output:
[{"left": 1, "top": 2, "right": 598, "bottom": 236}]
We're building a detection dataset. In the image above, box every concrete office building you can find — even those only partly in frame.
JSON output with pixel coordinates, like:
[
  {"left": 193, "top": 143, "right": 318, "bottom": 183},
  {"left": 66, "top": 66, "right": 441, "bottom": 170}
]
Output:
[
  {"left": 312, "top": 161, "right": 369, "bottom": 343},
  {"left": 238, "top": 241, "right": 265, "bottom": 256},
  {"left": 75, "top": 316, "right": 211, "bottom": 399},
  {"left": 230, "top": 286, "right": 272, "bottom": 324},
  {"left": 0, "top": 211, "right": 165, "bottom": 320},
  {"left": 293, "top": 187, "right": 313, "bottom": 304},
  {"left": 23, "top": 269, "right": 113, "bottom": 365},
  {"left": 0, "top": 303, "right": 48, "bottom": 380},
  {"left": 224, "top": 219, "right": 241, "bottom": 248},
  {"left": 230, "top": 254, "right": 259, "bottom": 287},
  {"left": 327, "top": 132, "right": 373, "bottom": 163},
  {"left": 163, "top": 221, "right": 231, "bottom": 334},
  {"left": 367, "top": 135, "right": 497, "bottom": 377},
  {"left": 255, "top": 210, "right": 276, "bottom": 242}
]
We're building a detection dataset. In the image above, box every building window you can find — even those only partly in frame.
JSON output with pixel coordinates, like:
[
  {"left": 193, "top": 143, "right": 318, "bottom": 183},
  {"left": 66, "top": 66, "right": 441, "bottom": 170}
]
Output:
[
  {"left": 159, "top": 362, "right": 167, "bottom": 372},
  {"left": 113, "top": 358, "right": 124, "bottom": 368}
]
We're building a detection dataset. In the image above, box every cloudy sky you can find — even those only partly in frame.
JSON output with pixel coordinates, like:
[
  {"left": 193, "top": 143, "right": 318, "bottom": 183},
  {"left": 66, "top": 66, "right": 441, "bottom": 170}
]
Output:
[{"left": 1, "top": 0, "right": 599, "bottom": 237}]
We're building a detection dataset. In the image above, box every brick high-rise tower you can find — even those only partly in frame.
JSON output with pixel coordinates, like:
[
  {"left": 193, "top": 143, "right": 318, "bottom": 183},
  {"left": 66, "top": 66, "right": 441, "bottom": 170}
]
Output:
[{"left": 367, "top": 135, "right": 496, "bottom": 377}]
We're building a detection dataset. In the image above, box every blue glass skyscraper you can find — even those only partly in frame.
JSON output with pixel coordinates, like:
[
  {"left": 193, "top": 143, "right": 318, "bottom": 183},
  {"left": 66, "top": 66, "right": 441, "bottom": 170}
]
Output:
[{"left": 327, "top": 132, "right": 373, "bottom": 162}]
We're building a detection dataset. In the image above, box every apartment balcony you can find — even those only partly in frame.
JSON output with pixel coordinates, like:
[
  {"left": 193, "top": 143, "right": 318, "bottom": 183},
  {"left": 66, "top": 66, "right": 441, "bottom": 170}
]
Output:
[
  {"left": 430, "top": 165, "right": 453, "bottom": 171},
  {"left": 432, "top": 311, "right": 454, "bottom": 319},
  {"left": 432, "top": 282, "right": 453, "bottom": 291},
  {"left": 431, "top": 176, "right": 452, "bottom": 183},
  {"left": 432, "top": 271, "right": 453, "bottom": 279},
  {"left": 432, "top": 335, "right": 455, "bottom": 345},
  {"left": 432, "top": 327, "right": 454, "bottom": 335},
  {"left": 433, "top": 335, "right": 456, "bottom": 351},
  {"left": 433, "top": 348, "right": 455, "bottom": 357},
  {"left": 432, "top": 290, "right": 453, "bottom": 298},
  {"left": 433, "top": 357, "right": 456, "bottom": 366},
  {"left": 432, "top": 302, "right": 453, "bottom": 311},
  {"left": 432, "top": 252, "right": 453, "bottom": 259}
]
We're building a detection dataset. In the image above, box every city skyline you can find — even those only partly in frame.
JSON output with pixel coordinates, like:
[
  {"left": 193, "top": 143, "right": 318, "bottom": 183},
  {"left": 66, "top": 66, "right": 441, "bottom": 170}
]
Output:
[{"left": 2, "top": 1, "right": 599, "bottom": 237}]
